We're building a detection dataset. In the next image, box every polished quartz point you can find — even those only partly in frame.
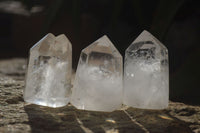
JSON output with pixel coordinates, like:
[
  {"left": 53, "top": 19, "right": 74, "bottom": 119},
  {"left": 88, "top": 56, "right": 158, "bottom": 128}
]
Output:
[
  {"left": 24, "top": 33, "right": 72, "bottom": 107},
  {"left": 71, "top": 35, "right": 123, "bottom": 112},
  {"left": 124, "top": 30, "right": 169, "bottom": 109}
]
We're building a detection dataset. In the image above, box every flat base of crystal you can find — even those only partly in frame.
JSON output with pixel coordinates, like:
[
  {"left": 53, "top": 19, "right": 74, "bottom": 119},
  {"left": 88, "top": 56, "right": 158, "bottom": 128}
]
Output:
[
  {"left": 123, "top": 101, "right": 168, "bottom": 110},
  {"left": 134, "top": 105, "right": 168, "bottom": 110},
  {"left": 24, "top": 97, "right": 70, "bottom": 108},
  {"left": 71, "top": 97, "right": 122, "bottom": 112}
]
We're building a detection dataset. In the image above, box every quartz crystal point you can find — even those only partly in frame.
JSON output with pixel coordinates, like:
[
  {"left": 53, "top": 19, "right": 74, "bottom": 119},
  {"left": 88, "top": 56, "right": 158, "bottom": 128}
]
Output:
[
  {"left": 124, "top": 30, "right": 169, "bottom": 109},
  {"left": 24, "top": 33, "right": 72, "bottom": 107},
  {"left": 71, "top": 35, "right": 123, "bottom": 112}
]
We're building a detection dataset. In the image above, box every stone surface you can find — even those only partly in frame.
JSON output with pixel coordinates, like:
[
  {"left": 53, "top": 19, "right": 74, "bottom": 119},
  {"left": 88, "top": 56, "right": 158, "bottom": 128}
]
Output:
[
  {"left": 124, "top": 30, "right": 169, "bottom": 109},
  {"left": 71, "top": 35, "right": 123, "bottom": 112},
  {"left": 0, "top": 59, "right": 199, "bottom": 133},
  {"left": 24, "top": 33, "right": 72, "bottom": 108}
]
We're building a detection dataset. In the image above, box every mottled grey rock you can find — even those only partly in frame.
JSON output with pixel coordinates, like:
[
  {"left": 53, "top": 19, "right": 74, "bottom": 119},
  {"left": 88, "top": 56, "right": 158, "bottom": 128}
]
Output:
[{"left": 0, "top": 58, "right": 199, "bottom": 133}]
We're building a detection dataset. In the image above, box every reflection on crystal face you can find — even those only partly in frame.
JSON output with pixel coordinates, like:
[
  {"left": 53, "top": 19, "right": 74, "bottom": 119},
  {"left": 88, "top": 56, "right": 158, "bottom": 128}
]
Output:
[
  {"left": 24, "top": 33, "right": 72, "bottom": 107},
  {"left": 71, "top": 35, "right": 123, "bottom": 112},
  {"left": 124, "top": 30, "right": 169, "bottom": 109}
]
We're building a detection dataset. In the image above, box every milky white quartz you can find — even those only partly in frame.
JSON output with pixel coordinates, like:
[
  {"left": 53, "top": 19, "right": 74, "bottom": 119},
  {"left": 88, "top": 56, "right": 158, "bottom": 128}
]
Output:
[
  {"left": 24, "top": 33, "right": 72, "bottom": 107},
  {"left": 123, "top": 30, "right": 169, "bottom": 109},
  {"left": 71, "top": 35, "right": 123, "bottom": 112}
]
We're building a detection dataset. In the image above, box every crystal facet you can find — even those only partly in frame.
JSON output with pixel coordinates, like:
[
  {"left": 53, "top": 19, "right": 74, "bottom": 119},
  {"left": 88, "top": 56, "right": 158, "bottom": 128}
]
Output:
[
  {"left": 71, "top": 35, "right": 123, "bottom": 112},
  {"left": 24, "top": 33, "right": 72, "bottom": 107},
  {"left": 124, "top": 30, "right": 169, "bottom": 109}
]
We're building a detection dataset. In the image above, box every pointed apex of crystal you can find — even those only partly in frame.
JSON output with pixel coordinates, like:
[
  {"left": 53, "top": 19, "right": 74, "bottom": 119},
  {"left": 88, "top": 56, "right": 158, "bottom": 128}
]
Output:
[
  {"left": 55, "top": 34, "right": 72, "bottom": 54},
  {"left": 127, "top": 30, "right": 167, "bottom": 52},
  {"left": 95, "top": 35, "right": 112, "bottom": 46},
  {"left": 57, "top": 34, "right": 72, "bottom": 48},
  {"left": 82, "top": 35, "right": 121, "bottom": 58},
  {"left": 134, "top": 30, "right": 156, "bottom": 42},
  {"left": 43, "top": 33, "right": 55, "bottom": 39},
  {"left": 56, "top": 34, "right": 70, "bottom": 43},
  {"left": 140, "top": 30, "right": 150, "bottom": 35},
  {"left": 46, "top": 33, "right": 55, "bottom": 38},
  {"left": 31, "top": 33, "right": 55, "bottom": 51}
]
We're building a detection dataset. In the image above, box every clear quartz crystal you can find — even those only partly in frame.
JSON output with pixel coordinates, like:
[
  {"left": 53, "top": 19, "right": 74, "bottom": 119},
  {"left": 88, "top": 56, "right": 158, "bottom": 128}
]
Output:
[
  {"left": 124, "top": 30, "right": 169, "bottom": 109},
  {"left": 71, "top": 35, "right": 123, "bottom": 112},
  {"left": 24, "top": 33, "right": 72, "bottom": 107}
]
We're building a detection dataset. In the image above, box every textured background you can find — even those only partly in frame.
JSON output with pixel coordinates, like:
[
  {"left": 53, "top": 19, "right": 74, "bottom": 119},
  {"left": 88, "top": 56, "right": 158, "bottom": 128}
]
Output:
[{"left": 0, "top": 1, "right": 200, "bottom": 132}]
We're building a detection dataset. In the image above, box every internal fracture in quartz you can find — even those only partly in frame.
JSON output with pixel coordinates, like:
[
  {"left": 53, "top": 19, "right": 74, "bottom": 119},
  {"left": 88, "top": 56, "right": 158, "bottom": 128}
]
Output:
[
  {"left": 71, "top": 35, "right": 123, "bottom": 112},
  {"left": 124, "top": 30, "right": 169, "bottom": 109},
  {"left": 24, "top": 33, "right": 72, "bottom": 107}
]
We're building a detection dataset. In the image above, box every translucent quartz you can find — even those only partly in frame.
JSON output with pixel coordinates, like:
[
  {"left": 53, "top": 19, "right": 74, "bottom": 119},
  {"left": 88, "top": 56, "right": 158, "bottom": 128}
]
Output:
[
  {"left": 24, "top": 33, "right": 72, "bottom": 107},
  {"left": 124, "top": 30, "right": 169, "bottom": 109},
  {"left": 71, "top": 35, "right": 123, "bottom": 112}
]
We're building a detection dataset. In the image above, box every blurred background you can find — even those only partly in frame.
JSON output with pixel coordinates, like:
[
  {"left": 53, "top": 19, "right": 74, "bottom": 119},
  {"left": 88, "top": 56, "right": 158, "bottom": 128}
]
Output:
[{"left": 0, "top": 0, "right": 199, "bottom": 105}]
